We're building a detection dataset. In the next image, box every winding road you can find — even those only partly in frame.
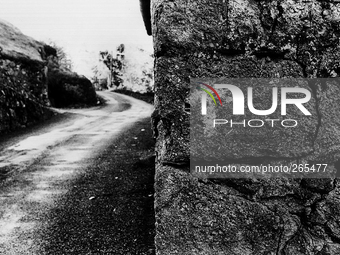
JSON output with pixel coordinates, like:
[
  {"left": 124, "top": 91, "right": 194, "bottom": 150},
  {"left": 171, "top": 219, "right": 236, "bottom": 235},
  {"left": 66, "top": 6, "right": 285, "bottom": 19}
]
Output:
[{"left": 0, "top": 91, "right": 155, "bottom": 254}]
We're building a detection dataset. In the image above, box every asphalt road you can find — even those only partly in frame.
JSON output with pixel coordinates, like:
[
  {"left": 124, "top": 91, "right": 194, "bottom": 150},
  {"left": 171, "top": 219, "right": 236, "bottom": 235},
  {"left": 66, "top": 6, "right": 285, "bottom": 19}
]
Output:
[{"left": 0, "top": 91, "right": 155, "bottom": 254}]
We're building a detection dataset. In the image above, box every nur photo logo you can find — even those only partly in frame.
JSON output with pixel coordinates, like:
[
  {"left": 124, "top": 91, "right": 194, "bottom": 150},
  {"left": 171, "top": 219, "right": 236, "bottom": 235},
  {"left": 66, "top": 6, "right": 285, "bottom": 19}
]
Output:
[
  {"left": 196, "top": 82, "right": 223, "bottom": 108},
  {"left": 190, "top": 78, "right": 337, "bottom": 180},
  {"left": 196, "top": 81, "right": 312, "bottom": 128}
]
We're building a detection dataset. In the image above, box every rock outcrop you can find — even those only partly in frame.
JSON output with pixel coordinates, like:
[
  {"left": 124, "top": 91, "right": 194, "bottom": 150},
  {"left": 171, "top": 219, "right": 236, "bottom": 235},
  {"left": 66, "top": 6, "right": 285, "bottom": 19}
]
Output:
[
  {"left": 0, "top": 19, "right": 98, "bottom": 133},
  {"left": 151, "top": 0, "right": 340, "bottom": 254},
  {"left": 0, "top": 19, "right": 55, "bottom": 133}
]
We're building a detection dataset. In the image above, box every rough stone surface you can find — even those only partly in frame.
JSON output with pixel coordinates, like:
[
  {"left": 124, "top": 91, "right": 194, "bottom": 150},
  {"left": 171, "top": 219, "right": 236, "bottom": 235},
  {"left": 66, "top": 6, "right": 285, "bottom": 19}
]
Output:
[
  {"left": 155, "top": 165, "right": 340, "bottom": 254},
  {"left": 190, "top": 78, "right": 340, "bottom": 179},
  {"left": 0, "top": 18, "right": 46, "bottom": 63},
  {"left": 0, "top": 19, "right": 54, "bottom": 133},
  {"left": 0, "top": 19, "right": 97, "bottom": 133},
  {"left": 151, "top": 0, "right": 340, "bottom": 254}
]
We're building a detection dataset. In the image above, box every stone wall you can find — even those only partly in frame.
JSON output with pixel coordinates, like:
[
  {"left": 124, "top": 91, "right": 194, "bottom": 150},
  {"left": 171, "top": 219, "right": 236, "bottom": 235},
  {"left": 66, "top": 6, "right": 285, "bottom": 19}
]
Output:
[
  {"left": 0, "top": 19, "right": 55, "bottom": 133},
  {"left": 0, "top": 19, "right": 98, "bottom": 133},
  {"left": 151, "top": 0, "right": 340, "bottom": 254},
  {"left": 0, "top": 56, "right": 52, "bottom": 133}
]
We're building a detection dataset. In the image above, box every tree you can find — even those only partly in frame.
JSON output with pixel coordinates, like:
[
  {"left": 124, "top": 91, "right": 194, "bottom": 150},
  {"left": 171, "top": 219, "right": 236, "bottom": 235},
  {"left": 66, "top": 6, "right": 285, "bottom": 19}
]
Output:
[
  {"left": 47, "top": 41, "right": 73, "bottom": 71},
  {"left": 99, "top": 44, "right": 125, "bottom": 87},
  {"left": 120, "top": 48, "right": 154, "bottom": 93},
  {"left": 90, "top": 64, "right": 109, "bottom": 90},
  {"left": 94, "top": 44, "right": 154, "bottom": 92}
]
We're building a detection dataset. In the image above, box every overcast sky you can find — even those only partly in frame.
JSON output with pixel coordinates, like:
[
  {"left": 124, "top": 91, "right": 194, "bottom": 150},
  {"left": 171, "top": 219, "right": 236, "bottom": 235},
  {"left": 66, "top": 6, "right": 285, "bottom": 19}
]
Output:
[{"left": 0, "top": 0, "right": 153, "bottom": 76}]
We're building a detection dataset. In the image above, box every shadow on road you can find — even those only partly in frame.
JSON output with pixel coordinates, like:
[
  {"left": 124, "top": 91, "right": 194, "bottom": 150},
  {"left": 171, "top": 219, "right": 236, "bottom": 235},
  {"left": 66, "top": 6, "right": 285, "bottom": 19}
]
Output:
[{"left": 38, "top": 117, "right": 156, "bottom": 255}]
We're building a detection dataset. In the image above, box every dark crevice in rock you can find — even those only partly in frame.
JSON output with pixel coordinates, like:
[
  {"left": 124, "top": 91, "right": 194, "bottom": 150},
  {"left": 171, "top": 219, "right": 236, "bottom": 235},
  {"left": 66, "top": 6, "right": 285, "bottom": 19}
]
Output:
[
  {"left": 277, "top": 222, "right": 285, "bottom": 255},
  {"left": 151, "top": 110, "right": 160, "bottom": 138},
  {"left": 154, "top": 44, "right": 171, "bottom": 58},
  {"left": 306, "top": 79, "right": 322, "bottom": 149},
  {"left": 270, "top": 1, "right": 284, "bottom": 36},
  {"left": 222, "top": 0, "right": 230, "bottom": 31},
  {"left": 300, "top": 179, "right": 335, "bottom": 194},
  {"left": 215, "top": 47, "right": 246, "bottom": 57},
  {"left": 335, "top": 160, "right": 340, "bottom": 178},
  {"left": 291, "top": 59, "right": 308, "bottom": 78},
  {"left": 161, "top": 161, "right": 190, "bottom": 168},
  {"left": 291, "top": 30, "right": 310, "bottom": 78},
  {"left": 252, "top": 48, "right": 288, "bottom": 59},
  {"left": 281, "top": 228, "right": 303, "bottom": 255},
  {"left": 324, "top": 224, "right": 340, "bottom": 244},
  {"left": 278, "top": 219, "right": 301, "bottom": 255},
  {"left": 285, "top": 193, "right": 340, "bottom": 248},
  {"left": 257, "top": 1, "right": 269, "bottom": 34}
]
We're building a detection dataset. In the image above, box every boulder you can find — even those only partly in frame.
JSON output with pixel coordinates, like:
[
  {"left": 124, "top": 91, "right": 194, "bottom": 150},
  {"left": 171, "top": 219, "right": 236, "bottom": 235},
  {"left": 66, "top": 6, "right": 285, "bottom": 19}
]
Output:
[{"left": 151, "top": 0, "right": 340, "bottom": 254}]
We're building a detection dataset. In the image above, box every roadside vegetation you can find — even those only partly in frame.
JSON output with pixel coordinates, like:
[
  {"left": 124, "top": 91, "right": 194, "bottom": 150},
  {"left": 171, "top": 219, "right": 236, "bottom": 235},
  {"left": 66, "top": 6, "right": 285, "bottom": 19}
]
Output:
[
  {"left": 91, "top": 44, "right": 154, "bottom": 94},
  {"left": 46, "top": 41, "right": 98, "bottom": 108}
]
